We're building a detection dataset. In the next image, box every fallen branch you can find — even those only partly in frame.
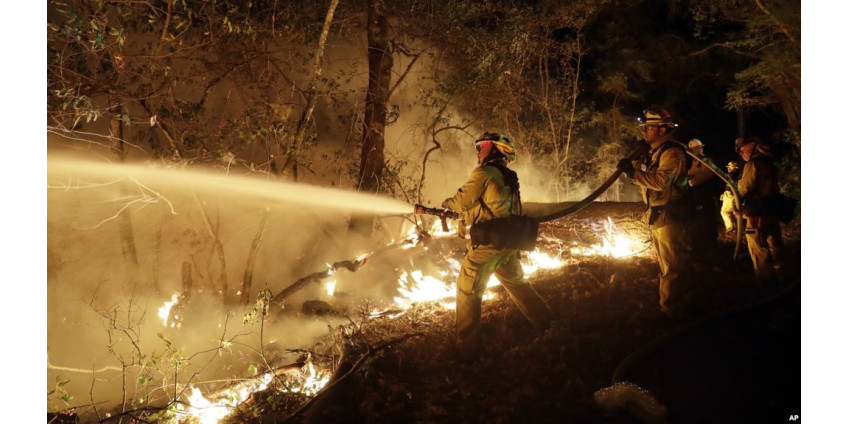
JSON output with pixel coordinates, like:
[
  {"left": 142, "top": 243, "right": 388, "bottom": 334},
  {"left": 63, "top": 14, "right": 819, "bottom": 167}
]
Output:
[
  {"left": 268, "top": 228, "right": 440, "bottom": 306},
  {"left": 270, "top": 259, "right": 369, "bottom": 306}
]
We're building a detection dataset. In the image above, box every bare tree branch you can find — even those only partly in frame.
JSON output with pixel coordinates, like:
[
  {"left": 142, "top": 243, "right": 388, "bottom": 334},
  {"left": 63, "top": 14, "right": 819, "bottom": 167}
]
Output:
[{"left": 688, "top": 43, "right": 760, "bottom": 58}]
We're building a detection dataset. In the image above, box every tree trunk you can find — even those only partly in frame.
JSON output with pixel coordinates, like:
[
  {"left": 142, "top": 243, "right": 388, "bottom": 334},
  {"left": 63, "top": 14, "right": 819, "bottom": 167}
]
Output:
[
  {"left": 288, "top": 0, "right": 341, "bottom": 180},
  {"left": 241, "top": 209, "right": 269, "bottom": 305},
  {"left": 110, "top": 96, "right": 140, "bottom": 283},
  {"left": 562, "top": 33, "right": 583, "bottom": 201},
  {"left": 350, "top": 0, "right": 392, "bottom": 237},
  {"left": 181, "top": 261, "right": 193, "bottom": 300},
  {"left": 194, "top": 194, "right": 229, "bottom": 303},
  {"left": 153, "top": 214, "right": 163, "bottom": 294}
]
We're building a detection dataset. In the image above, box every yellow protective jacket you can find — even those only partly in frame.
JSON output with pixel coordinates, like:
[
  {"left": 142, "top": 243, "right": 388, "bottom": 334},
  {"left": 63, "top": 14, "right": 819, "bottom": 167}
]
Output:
[
  {"left": 738, "top": 155, "right": 780, "bottom": 215},
  {"left": 632, "top": 141, "right": 689, "bottom": 227},
  {"left": 687, "top": 155, "right": 717, "bottom": 187},
  {"left": 442, "top": 160, "right": 520, "bottom": 238}
]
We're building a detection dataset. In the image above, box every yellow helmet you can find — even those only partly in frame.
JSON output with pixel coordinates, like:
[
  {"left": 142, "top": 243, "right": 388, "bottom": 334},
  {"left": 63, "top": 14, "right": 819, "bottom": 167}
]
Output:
[
  {"left": 476, "top": 132, "right": 517, "bottom": 162},
  {"left": 639, "top": 105, "right": 678, "bottom": 128}
]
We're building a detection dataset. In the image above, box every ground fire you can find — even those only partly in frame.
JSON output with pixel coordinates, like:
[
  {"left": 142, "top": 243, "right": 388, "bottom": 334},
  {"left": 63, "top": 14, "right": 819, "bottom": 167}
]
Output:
[{"left": 157, "top": 210, "right": 658, "bottom": 423}]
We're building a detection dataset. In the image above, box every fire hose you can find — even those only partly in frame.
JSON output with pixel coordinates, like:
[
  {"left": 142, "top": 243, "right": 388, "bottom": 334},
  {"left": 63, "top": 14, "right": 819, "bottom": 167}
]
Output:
[
  {"left": 414, "top": 140, "right": 744, "bottom": 260},
  {"left": 413, "top": 143, "right": 649, "bottom": 227},
  {"left": 533, "top": 142, "right": 650, "bottom": 223},
  {"left": 669, "top": 140, "right": 745, "bottom": 260}
]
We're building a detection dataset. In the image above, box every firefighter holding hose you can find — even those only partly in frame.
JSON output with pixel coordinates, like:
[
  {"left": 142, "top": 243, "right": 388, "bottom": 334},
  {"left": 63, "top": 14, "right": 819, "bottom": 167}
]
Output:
[
  {"left": 617, "top": 106, "right": 695, "bottom": 318},
  {"left": 441, "top": 132, "right": 553, "bottom": 361}
]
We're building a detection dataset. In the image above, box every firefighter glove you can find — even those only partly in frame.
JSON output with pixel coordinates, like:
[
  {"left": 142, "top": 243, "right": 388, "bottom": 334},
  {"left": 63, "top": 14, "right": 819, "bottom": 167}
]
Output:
[{"left": 617, "top": 158, "right": 635, "bottom": 178}]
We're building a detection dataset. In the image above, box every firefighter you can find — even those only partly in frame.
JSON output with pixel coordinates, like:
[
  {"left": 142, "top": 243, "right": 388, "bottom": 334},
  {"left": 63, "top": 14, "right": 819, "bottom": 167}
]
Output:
[
  {"left": 735, "top": 136, "right": 785, "bottom": 282},
  {"left": 686, "top": 138, "right": 723, "bottom": 264},
  {"left": 617, "top": 106, "right": 694, "bottom": 318},
  {"left": 719, "top": 161, "right": 742, "bottom": 233},
  {"left": 441, "top": 132, "right": 553, "bottom": 359}
]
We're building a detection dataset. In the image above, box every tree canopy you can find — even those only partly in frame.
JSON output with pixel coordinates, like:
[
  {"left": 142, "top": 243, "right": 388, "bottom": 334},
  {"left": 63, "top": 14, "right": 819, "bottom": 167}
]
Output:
[{"left": 48, "top": 0, "right": 801, "bottom": 200}]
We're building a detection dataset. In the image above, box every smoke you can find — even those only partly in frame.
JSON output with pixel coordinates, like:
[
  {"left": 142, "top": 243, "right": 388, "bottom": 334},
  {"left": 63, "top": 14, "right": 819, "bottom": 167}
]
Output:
[
  {"left": 45, "top": 28, "right": 626, "bottom": 419},
  {"left": 46, "top": 153, "right": 422, "bottom": 418}
]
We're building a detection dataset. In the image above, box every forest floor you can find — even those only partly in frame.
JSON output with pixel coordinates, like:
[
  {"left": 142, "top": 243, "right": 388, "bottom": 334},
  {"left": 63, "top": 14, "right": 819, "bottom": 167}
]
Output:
[{"left": 230, "top": 202, "right": 801, "bottom": 424}]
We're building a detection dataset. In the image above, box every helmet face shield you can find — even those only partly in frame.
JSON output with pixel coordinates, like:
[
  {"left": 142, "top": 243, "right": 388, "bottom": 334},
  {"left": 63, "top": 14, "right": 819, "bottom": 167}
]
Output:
[
  {"left": 475, "top": 132, "right": 517, "bottom": 162},
  {"left": 475, "top": 140, "right": 493, "bottom": 152}
]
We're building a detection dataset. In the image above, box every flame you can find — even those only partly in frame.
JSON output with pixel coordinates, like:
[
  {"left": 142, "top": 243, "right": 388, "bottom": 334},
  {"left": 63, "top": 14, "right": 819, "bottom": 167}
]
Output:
[
  {"left": 183, "top": 387, "right": 234, "bottom": 424},
  {"left": 169, "top": 217, "right": 646, "bottom": 423},
  {"left": 521, "top": 249, "right": 565, "bottom": 275},
  {"left": 298, "top": 361, "right": 331, "bottom": 396},
  {"left": 394, "top": 270, "right": 455, "bottom": 309},
  {"left": 428, "top": 218, "right": 457, "bottom": 237},
  {"left": 569, "top": 217, "right": 645, "bottom": 258},
  {"left": 369, "top": 308, "right": 407, "bottom": 319},
  {"left": 157, "top": 293, "right": 180, "bottom": 327},
  {"left": 178, "top": 373, "right": 274, "bottom": 424},
  {"left": 392, "top": 252, "right": 542, "bottom": 310},
  {"left": 401, "top": 231, "right": 420, "bottom": 249},
  {"left": 176, "top": 360, "right": 331, "bottom": 423},
  {"left": 165, "top": 217, "right": 642, "bottom": 421}
]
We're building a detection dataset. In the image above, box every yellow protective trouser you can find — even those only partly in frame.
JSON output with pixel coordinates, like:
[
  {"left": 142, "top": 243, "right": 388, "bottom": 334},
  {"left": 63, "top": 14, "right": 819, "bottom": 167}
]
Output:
[
  {"left": 745, "top": 218, "right": 784, "bottom": 281},
  {"left": 455, "top": 246, "right": 553, "bottom": 349},
  {"left": 651, "top": 221, "right": 693, "bottom": 317},
  {"left": 720, "top": 194, "right": 736, "bottom": 231}
]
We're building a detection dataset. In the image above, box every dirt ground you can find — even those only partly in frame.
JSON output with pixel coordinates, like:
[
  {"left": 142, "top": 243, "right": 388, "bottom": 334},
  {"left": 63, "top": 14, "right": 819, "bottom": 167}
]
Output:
[{"left": 234, "top": 202, "right": 801, "bottom": 424}]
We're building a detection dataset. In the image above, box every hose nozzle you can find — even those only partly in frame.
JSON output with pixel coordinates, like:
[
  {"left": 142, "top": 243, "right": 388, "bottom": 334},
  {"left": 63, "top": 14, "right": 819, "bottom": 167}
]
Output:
[
  {"left": 413, "top": 204, "right": 459, "bottom": 220},
  {"left": 413, "top": 204, "right": 460, "bottom": 233}
]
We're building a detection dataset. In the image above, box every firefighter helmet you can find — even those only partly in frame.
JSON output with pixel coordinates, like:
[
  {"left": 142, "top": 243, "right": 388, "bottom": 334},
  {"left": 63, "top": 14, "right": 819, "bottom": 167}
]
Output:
[
  {"left": 734, "top": 136, "right": 761, "bottom": 151},
  {"left": 476, "top": 132, "right": 517, "bottom": 162},
  {"left": 639, "top": 106, "right": 678, "bottom": 128},
  {"left": 727, "top": 161, "right": 740, "bottom": 172},
  {"left": 688, "top": 138, "right": 703, "bottom": 148}
]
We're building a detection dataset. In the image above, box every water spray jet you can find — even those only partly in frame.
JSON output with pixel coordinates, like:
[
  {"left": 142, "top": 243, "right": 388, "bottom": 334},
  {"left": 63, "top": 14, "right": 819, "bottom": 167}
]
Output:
[{"left": 47, "top": 155, "right": 415, "bottom": 216}]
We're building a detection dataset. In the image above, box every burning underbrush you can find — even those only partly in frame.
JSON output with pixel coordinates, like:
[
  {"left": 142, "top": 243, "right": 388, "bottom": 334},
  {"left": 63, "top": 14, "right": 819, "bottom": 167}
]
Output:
[{"left": 52, "top": 203, "right": 800, "bottom": 423}]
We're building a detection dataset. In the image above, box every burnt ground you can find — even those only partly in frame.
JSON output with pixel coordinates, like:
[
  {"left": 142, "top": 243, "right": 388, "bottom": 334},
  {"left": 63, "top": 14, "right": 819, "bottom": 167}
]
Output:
[{"left": 238, "top": 202, "right": 801, "bottom": 424}]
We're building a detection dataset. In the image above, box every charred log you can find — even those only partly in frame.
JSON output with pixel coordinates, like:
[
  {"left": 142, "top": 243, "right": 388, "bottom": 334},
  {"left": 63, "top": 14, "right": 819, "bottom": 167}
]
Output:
[{"left": 270, "top": 259, "right": 367, "bottom": 307}]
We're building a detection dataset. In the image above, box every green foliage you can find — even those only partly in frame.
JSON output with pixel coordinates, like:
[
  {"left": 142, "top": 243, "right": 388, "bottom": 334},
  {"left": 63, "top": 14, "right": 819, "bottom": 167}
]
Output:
[
  {"left": 159, "top": 332, "right": 188, "bottom": 368},
  {"left": 775, "top": 130, "right": 800, "bottom": 200},
  {"left": 47, "top": 375, "right": 74, "bottom": 406},
  {"left": 48, "top": 0, "right": 343, "bottom": 165},
  {"left": 47, "top": 0, "right": 800, "bottom": 199},
  {"left": 244, "top": 288, "right": 273, "bottom": 324},
  {"left": 689, "top": 0, "right": 800, "bottom": 128}
]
